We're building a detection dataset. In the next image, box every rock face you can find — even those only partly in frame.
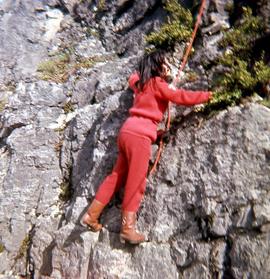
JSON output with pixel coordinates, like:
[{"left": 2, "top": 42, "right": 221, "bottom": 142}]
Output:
[{"left": 0, "top": 0, "right": 269, "bottom": 278}]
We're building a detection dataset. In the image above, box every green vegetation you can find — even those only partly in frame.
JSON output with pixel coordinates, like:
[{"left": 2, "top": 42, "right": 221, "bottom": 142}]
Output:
[
  {"left": 15, "top": 235, "right": 30, "bottom": 260},
  {"left": 146, "top": 2, "right": 270, "bottom": 112},
  {"left": 63, "top": 100, "right": 74, "bottom": 114},
  {"left": 59, "top": 164, "right": 73, "bottom": 203},
  {"left": 218, "top": 7, "right": 264, "bottom": 53},
  {"left": 79, "top": 0, "right": 91, "bottom": 3},
  {"left": 59, "top": 164, "right": 74, "bottom": 203},
  {"left": 0, "top": 99, "right": 6, "bottom": 112},
  {"left": 204, "top": 7, "right": 270, "bottom": 112},
  {"left": 38, "top": 49, "right": 114, "bottom": 83},
  {"left": 260, "top": 98, "right": 270, "bottom": 108},
  {"left": 145, "top": 0, "right": 193, "bottom": 48},
  {"left": 37, "top": 52, "right": 71, "bottom": 83},
  {"left": 75, "top": 56, "right": 101, "bottom": 69},
  {"left": 97, "top": 0, "right": 106, "bottom": 11},
  {"left": 224, "top": 2, "right": 234, "bottom": 13},
  {"left": 0, "top": 243, "right": 5, "bottom": 253},
  {"left": 86, "top": 27, "right": 100, "bottom": 38},
  {"left": 59, "top": 180, "right": 73, "bottom": 202}
]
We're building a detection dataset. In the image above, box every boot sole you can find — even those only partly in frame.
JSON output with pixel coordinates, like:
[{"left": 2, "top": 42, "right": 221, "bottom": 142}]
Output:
[
  {"left": 119, "top": 235, "right": 144, "bottom": 245},
  {"left": 80, "top": 219, "right": 102, "bottom": 232}
]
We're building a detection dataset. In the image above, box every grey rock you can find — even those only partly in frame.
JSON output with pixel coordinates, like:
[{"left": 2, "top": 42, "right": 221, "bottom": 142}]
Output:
[
  {"left": 182, "top": 263, "right": 211, "bottom": 279},
  {"left": 71, "top": 77, "right": 98, "bottom": 108},
  {"left": 210, "top": 240, "right": 227, "bottom": 276},
  {"left": 0, "top": 0, "right": 64, "bottom": 82},
  {"left": 59, "top": 0, "right": 80, "bottom": 15},
  {"left": 132, "top": 243, "right": 179, "bottom": 279},
  {"left": 253, "top": 203, "right": 270, "bottom": 227},
  {"left": 75, "top": 37, "right": 107, "bottom": 58},
  {"left": 193, "top": 0, "right": 232, "bottom": 64},
  {"left": 0, "top": 125, "right": 63, "bottom": 274},
  {"left": 0, "top": 0, "right": 270, "bottom": 278},
  {"left": 230, "top": 233, "right": 270, "bottom": 278},
  {"left": 90, "top": 240, "right": 133, "bottom": 279},
  {"left": 72, "top": 0, "right": 165, "bottom": 55}
]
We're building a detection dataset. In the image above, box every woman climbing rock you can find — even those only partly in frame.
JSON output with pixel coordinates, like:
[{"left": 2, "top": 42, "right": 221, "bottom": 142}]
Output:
[{"left": 81, "top": 49, "right": 212, "bottom": 244}]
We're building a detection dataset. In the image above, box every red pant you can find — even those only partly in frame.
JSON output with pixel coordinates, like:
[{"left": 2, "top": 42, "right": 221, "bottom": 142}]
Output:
[{"left": 95, "top": 131, "right": 151, "bottom": 212}]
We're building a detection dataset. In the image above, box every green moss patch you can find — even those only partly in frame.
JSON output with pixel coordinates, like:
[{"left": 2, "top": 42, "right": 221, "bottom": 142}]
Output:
[
  {"left": 145, "top": 0, "right": 193, "bottom": 48},
  {"left": 37, "top": 53, "right": 71, "bottom": 83},
  {"left": 38, "top": 51, "right": 114, "bottom": 83},
  {"left": 0, "top": 243, "right": 5, "bottom": 254},
  {"left": 204, "top": 7, "right": 270, "bottom": 113},
  {"left": 59, "top": 180, "right": 73, "bottom": 202},
  {"left": 0, "top": 99, "right": 6, "bottom": 112},
  {"left": 15, "top": 235, "right": 30, "bottom": 260},
  {"left": 63, "top": 100, "right": 75, "bottom": 114}
]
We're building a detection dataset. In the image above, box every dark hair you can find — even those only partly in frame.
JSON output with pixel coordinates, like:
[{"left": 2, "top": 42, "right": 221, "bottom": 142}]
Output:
[{"left": 137, "top": 49, "right": 166, "bottom": 90}]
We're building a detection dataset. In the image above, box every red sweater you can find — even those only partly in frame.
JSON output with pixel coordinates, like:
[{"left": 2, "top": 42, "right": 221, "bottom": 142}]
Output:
[{"left": 120, "top": 72, "right": 211, "bottom": 141}]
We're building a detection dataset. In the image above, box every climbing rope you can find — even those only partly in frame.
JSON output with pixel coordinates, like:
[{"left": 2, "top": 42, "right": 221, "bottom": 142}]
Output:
[{"left": 149, "top": 0, "right": 207, "bottom": 175}]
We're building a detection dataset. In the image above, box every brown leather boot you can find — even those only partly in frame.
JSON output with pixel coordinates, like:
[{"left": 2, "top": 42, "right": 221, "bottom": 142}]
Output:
[
  {"left": 81, "top": 199, "right": 106, "bottom": 232},
  {"left": 120, "top": 211, "right": 145, "bottom": 244}
]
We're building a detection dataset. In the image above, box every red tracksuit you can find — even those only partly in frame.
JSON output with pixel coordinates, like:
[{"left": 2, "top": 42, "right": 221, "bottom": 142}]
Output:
[{"left": 95, "top": 73, "right": 211, "bottom": 212}]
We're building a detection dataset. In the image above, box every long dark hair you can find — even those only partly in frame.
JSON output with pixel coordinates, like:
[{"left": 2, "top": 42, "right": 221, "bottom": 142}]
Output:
[{"left": 137, "top": 49, "right": 166, "bottom": 90}]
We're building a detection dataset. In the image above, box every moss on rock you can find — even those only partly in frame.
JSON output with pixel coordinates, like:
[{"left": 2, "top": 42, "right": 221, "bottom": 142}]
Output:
[
  {"left": 205, "top": 7, "right": 270, "bottom": 112},
  {"left": 145, "top": 0, "right": 193, "bottom": 48},
  {"left": 0, "top": 243, "right": 5, "bottom": 253}
]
